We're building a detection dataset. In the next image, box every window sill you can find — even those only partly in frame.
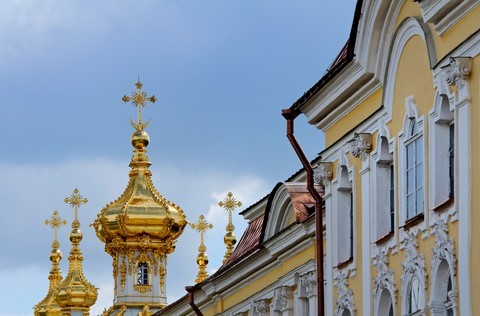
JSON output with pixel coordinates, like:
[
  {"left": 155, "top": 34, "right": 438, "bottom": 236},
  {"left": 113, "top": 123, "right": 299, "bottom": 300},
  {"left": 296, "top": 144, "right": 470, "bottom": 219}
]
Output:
[
  {"left": 432, "top": 197, "right": 454, "bottom": 212},
  {"left": 134, "top": 284, "right": 152, "bottom": 293},
  {"left": 375, "top": 231, "right": 394, "bottom": 244},
  {"left": 336, "top": 257, "right": 353, "bottom": 270},
  {"left": 403, "top": 213, "right": 424, "bottom": 229}
]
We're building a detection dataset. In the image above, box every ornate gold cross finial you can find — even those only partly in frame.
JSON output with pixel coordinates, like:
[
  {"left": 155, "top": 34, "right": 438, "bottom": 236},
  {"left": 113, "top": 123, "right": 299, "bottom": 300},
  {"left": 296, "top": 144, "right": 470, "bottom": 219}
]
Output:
[
  {"left": 218, "top": 192, "right": 242, "bottom": 263},
  {"left": 45, "top": 210, "right": 67, "bottom": 250},
  {"left": 122, "top": 80, "right": 157, "bottom": 132},
  {"left": 190, "top": 215, "right": 213, "bottom": 283},
  {"left": 190, "top": 215, "right": 214, "bottom": 251},
  {"left": 64, "top": 188, "right": 88, "bottom": 229}
]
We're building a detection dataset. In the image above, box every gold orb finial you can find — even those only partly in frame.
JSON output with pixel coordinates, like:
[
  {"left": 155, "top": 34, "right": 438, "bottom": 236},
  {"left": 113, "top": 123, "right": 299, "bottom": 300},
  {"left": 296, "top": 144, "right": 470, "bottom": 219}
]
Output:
[
  {"left": 190, "top": 215, "right": 213, "bottom": 283},
  {"left": 218, "top": 192, "right": 242, "bottom": 264}
]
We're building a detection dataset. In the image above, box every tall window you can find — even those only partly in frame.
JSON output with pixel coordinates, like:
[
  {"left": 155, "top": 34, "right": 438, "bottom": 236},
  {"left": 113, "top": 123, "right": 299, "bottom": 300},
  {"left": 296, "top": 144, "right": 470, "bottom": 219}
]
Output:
[
  {"left": 448, "top": 123, "right": 455, "bottom": 198},
  {"left": 374, "top": 136, "right": 394, "bottom": 239},
  {"left": 430, "top": 94, "right": 454, "bottom": 208},
  {"left": 406, "top": 121, "right": 423, "bottom": 219},
  {"left": 137, "top": 262, "right": 149, "bottom": 285},
  {"left": 390, "top": 164, "right": 395, "bottom": 232},
  {"left": 336, "top": 166, "right": 353, "bottom": 265}
]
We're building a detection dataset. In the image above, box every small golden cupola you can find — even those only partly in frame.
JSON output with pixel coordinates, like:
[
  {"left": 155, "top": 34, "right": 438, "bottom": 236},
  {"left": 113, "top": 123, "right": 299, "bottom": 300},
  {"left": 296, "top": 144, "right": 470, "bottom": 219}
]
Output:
[
  {"left": 56, "top": 189, "right": 98, "bottom": 316},
  {"left": 34, "top": 211, "right": 67, "bottom": 316},
  {"left": 92, "top": 81, "right": 187, "bottom": 315}
]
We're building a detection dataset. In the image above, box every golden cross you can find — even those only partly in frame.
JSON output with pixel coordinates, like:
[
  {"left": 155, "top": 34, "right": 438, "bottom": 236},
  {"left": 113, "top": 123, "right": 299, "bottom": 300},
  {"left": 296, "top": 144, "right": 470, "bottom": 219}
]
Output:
[
  {"left": 45, "top": 210, "right": 67, "bottom": 249},
  {"left": 64, "top": 188, "right": 88, "bottom": 228},
  {"left": 218, "top": 192, "right": 242, "bottom": 230},
  {"left": 122, "top": 81, "right": 157, "bottom": 131},
  {"left": 190, "top": 215, "right": 213, "bottom": 248}
]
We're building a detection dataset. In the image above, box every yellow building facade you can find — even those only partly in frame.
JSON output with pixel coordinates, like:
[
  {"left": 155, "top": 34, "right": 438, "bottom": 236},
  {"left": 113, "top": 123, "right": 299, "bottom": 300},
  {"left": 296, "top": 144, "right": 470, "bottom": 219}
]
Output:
[{"left": 155, "top": 0, "right": 480, "bottom": 315}]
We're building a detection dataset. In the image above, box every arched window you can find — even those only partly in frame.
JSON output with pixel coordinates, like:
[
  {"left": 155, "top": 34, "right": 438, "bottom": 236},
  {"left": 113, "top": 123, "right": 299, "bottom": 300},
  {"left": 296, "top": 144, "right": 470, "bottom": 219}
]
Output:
[
  {"left": 430, "top": 257, "right": 457, "bottom": 316},
  {"left": 405, "top": 120, "right": 424, "bottom": 220},
  {"left": 137, "top": 262, "right": 149, "bottom": 285},
  {"left": 341, "top": 310, "right": 352, "bottom": 316},
  {"left": 445, "top": 275, "right": 454, "bottom": 316},
  {"left": 376, "top": 288, "right": 395, "bottom": 316},
  {"left": 408, "top": 277, "right": 422, "bottom": 315}
]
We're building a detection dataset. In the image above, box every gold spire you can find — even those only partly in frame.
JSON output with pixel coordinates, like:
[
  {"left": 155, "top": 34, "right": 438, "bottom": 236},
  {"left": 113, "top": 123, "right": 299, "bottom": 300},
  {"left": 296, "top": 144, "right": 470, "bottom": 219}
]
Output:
[
  {"left": 92, "top": 81, "right": 187, "bottom": 313},
  {"left": 190, "top": 215, "right": 213, "bottom": 283},
  {"left": 218, "top": 192, "right": 242, "bottom": 264},
  {"left": 122, "top": 80, "right": 157, "bottom": 132},
  {"left": 56, "top": 188, "right": 98, "bottom": 315},
  {"left": 34, "top": 211, "right": 67, "bottom": 316}
]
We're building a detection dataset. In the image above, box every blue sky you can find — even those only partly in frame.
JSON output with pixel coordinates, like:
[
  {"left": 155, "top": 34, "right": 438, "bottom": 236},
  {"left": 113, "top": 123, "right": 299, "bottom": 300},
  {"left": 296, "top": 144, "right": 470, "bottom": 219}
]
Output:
[{"left": 0, "top": 1, "right": 356, "bottom": 315}]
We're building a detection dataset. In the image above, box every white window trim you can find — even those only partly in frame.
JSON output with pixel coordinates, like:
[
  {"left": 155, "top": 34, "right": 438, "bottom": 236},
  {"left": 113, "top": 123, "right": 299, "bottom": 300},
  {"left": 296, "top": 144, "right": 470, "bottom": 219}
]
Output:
[
  {"left": 332, "top": 150, "right": 356, "bottom": 271},
  {"left": 428, "top": 92, "right": 457, "bottom": 224},
  {"left": 397, "top": 96, "right": 427, "bottom": 237},
  {"left": 371, "top": 120, "right": 397, "bottom": 248}
]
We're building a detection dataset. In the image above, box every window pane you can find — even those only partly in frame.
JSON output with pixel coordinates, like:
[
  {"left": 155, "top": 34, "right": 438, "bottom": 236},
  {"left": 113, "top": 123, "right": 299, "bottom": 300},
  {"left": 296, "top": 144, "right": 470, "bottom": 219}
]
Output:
[
  {"left": 415, "top": 137, "right": 423, "bottom": 164},
  {"left": 416, "top": 187, "right": 424, "bottom": 215},
  {"left": 407, "top": 169, "right": 415, "bottom": 194},
  {"left": 407, "top": 194, "right": 415, "bottom": 219},
  {"left": 416, "top": 162, "right": 423, "bottom": 190},
  {"left": 410, "top": 121, "right": 418, "bottom": 136},
  {"left": 407, "top": 143, "right": 414, "bottom": 168}
]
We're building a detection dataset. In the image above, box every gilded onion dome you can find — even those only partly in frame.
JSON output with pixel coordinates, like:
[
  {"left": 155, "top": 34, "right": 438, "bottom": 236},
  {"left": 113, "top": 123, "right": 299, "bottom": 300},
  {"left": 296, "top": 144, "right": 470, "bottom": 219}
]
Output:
[
  {"left": 93, "top": 130, "right": 187, "bottom": 249},
  {"left": 93, "top": 81, "right": 187, "bottom": 254},
  {"left": 56, "top": 189, "right": 98, "bottom": 312}
]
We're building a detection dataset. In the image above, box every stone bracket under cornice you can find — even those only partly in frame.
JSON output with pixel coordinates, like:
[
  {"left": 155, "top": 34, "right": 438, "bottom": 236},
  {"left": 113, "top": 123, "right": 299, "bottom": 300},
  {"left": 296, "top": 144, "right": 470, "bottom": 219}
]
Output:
[
  {"left": 348, "top": 133, "right": 372, "bottom": 161},
  {"left": 314, "top": 162, "right": 333, "bottom": 186},
  {"left": 435, "top": 56, "right": 472, "bottom": 108}
]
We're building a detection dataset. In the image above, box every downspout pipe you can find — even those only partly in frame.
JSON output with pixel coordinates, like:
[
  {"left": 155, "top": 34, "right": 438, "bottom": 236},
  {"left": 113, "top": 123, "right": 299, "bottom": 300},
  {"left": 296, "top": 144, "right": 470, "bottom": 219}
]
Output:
[
  {"left": 185, "top": 286, "right": 203, "bottom": 316},
  {"left": 282, "top": 108, "right": 325, "bottom": 316}
]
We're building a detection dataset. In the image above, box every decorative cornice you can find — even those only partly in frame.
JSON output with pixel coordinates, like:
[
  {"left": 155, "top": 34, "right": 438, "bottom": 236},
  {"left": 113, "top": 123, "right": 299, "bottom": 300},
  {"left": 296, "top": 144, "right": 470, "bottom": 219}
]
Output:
[
  {"left": 349, "top": 133, "right": 372, "bottom": 160},
  {"left": 314, "top": 162, "right": 333, "bottom": 185}
]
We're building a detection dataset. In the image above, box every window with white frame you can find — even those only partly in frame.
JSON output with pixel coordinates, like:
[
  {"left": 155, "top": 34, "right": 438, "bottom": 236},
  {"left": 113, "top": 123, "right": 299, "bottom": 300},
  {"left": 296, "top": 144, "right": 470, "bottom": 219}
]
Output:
[
  {"left": 407, "top": 277, "right": 422, "bottom": 315},
  {"left": 137, "top": 262, "right": 149, "bottom": 285},
  {"left": 405, "top": 120, "right": 424, "bottom": 220},
  {"left": 376, "top": 288, "right": 395, "bottom": 316},
  {"left": 430, "top": 94, "right": 455, "bottom": 208},
  {"left": 375, "top": 137, "right": 395, "bottom": 239},
  {"left": 335, "top": 166, "right": 353, "bottom": 265},
  {"left": 445, "top": 274, "right": 454, "bottom": 316}
]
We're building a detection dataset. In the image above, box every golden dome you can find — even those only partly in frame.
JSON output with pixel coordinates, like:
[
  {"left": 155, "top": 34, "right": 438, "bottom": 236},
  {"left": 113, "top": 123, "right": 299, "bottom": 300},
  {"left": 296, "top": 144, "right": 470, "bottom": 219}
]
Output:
[
  {"left": 56, "top": 225, "right": 98, "bottom": 310},
  {"left": 56, "top": 189, "right": 98, "bottom": 311},
  {"left": 93, "top": 130, "right": 187, "bottom": 253}
]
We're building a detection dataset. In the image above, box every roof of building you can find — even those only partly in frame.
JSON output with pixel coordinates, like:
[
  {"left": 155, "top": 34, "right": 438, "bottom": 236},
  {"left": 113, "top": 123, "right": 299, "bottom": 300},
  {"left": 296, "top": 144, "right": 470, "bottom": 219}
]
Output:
[{"left": 291, "top": 0, "right": 364, "bottom": 112}]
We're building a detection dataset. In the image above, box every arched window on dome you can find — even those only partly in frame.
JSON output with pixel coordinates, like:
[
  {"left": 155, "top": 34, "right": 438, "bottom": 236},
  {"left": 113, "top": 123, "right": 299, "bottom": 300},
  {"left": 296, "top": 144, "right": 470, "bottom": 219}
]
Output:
[{"left": 137, "top": 262, "right": 149, "bottom": 285}]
